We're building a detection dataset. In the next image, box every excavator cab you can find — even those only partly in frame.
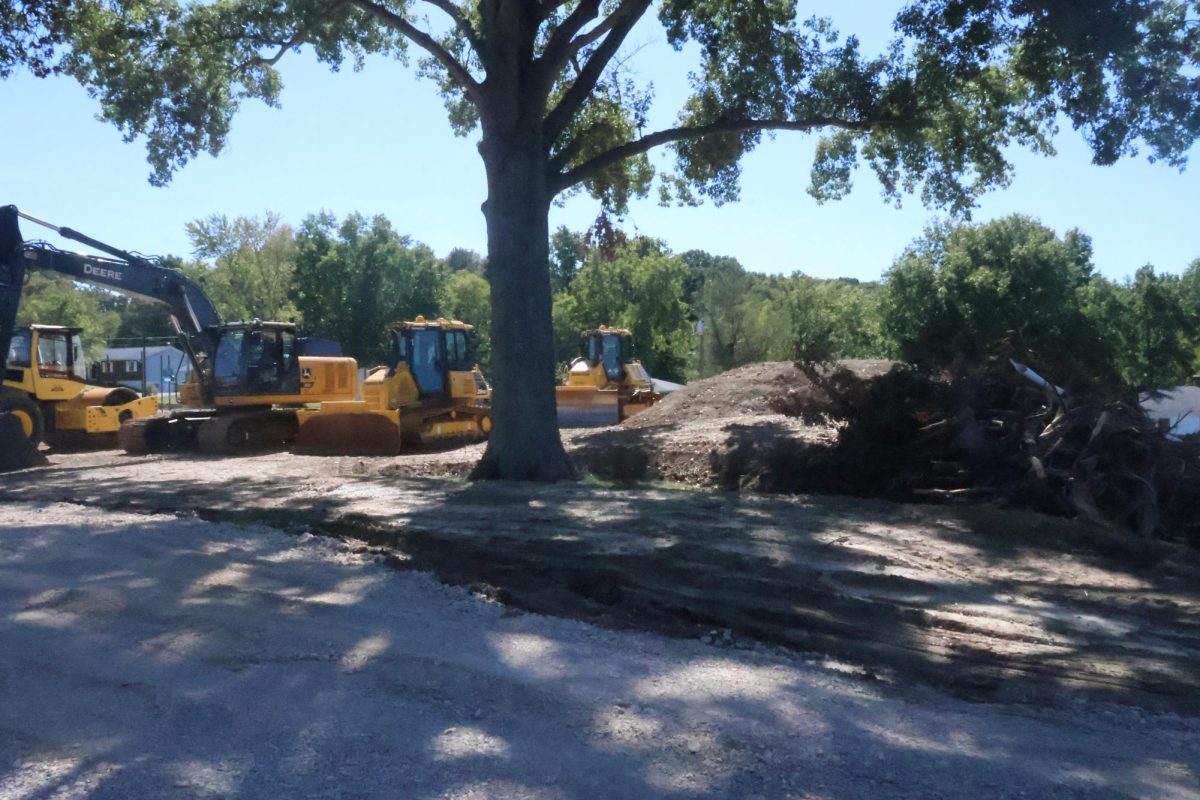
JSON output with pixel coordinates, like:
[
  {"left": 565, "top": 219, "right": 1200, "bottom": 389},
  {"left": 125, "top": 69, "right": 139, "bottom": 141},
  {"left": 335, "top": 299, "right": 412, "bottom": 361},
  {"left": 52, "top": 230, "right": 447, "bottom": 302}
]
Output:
[
  {"left": 556, "top": 326, "right": 661, "bottom": 427},
  {"left": 210, "top": 322, "right": 301, "bottom": 398}
]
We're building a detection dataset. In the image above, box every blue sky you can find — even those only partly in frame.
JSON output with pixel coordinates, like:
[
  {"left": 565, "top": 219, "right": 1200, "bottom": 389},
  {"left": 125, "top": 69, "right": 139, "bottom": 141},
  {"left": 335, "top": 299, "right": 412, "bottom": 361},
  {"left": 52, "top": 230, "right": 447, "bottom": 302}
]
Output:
[{"left": 1, "top": 2, "right": 1197, "bottom": 283}]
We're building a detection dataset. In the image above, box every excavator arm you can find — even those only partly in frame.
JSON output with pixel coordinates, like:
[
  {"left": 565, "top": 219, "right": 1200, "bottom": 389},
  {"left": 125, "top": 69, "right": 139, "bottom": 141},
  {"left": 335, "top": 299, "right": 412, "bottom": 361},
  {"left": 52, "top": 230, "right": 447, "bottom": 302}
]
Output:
[
  {"left": 1, "top": 205, "right": 221, "bottom": 357},
  {"left": 0, "top": 207, "right": 28, "bottom": 385},
  {"left": 1, "top": 205, "right": 225, "bottom": 469},
  {"left": 2, "top": 205, "right": 364, "bottom": 467}
]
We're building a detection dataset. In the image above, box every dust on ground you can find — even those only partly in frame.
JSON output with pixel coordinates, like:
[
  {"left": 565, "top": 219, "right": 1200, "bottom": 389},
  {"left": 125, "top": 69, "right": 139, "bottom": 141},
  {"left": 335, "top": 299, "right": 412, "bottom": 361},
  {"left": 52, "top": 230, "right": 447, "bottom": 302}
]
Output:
[{"left": 4, "top": 501, "right": 1197, "bottom": 799}]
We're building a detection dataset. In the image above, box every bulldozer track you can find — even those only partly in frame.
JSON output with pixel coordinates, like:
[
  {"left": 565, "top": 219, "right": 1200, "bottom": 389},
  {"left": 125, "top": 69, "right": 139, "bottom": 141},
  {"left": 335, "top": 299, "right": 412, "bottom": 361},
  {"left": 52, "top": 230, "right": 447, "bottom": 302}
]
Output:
[{"left": 406, "top": 405, "right": 492, "bottom": 446}]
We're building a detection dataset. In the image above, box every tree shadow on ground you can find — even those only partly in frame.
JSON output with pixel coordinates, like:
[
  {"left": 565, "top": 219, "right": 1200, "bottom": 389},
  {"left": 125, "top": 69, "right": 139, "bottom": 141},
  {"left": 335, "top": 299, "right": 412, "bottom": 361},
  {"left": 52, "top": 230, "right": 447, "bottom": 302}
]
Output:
[
  {"left": 1, "top": 507, "right": 1195, "bottom": 799},
  {"left": 3, "top": 453, "right": 1199, "bottom": 718},
  {"left": 362, "top": 480, "right": 1200, "bottom": 715}
]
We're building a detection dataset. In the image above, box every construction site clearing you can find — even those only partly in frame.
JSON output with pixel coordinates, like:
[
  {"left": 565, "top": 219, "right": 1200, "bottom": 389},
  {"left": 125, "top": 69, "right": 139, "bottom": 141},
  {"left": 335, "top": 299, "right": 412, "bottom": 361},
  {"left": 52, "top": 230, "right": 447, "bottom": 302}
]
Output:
[{"left": 3, "top": 358, "right": 1198, "bottom": 719}]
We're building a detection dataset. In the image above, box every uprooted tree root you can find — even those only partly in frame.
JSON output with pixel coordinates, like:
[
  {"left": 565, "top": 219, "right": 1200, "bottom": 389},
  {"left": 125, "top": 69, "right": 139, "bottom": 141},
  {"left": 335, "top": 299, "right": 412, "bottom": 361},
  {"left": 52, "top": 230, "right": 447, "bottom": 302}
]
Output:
[{"left": 712, "top": 356, "right": 1200, "bottom": 547}]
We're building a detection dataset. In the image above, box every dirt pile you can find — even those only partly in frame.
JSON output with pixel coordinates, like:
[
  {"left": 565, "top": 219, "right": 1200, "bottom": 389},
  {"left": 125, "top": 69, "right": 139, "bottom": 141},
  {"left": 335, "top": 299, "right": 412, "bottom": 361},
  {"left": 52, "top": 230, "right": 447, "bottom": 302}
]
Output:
[
  {"left": 624, "top": 360, "right": 893, "bottom": 429},
  {"left": 565, "top": 362, "right": 829, "bottom": 485}
]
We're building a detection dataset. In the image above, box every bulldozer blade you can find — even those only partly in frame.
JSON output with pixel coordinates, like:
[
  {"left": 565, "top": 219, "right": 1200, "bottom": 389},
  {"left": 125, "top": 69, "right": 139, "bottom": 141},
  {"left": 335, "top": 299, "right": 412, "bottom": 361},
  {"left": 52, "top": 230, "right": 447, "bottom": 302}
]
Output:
[
  {"left": 293, "top": 412, "right": 403, "bottom": 456},
  {"left": 556, "top": 390, "right": 620, "bottom": 428}
]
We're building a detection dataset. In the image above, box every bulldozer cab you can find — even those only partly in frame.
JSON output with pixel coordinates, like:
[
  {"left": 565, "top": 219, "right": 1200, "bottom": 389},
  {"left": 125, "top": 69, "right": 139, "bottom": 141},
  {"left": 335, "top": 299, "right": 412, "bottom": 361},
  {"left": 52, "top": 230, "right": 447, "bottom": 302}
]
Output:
[
  {"left": 584, "top": 328, "right": 633, "bottom": 382},
  {"left": 211, "top": 321, "right": 300, "bottom": 398},
  {"left": 390, "top": 318, "right": 477, "bottom": 400}
]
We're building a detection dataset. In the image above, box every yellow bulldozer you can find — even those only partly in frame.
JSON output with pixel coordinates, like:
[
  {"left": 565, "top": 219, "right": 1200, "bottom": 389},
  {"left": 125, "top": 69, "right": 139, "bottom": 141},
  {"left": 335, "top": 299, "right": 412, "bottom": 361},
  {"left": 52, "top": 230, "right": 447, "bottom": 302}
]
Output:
[
  {"left": 295, "top": 316, "right": 492, "bottom": 455},
  {"left": 2, "top": 324, "right": 158, "bottom": 450},
  {"left": 556, "top": 326, "right": 661, "bottom": 427}
]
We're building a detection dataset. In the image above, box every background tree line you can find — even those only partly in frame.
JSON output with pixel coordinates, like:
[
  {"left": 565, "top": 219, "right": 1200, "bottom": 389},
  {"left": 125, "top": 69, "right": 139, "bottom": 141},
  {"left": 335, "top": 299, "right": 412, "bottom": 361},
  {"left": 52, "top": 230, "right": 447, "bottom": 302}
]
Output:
[{"left": 18, "top": 211, "right": 1200, "bottom": 391}]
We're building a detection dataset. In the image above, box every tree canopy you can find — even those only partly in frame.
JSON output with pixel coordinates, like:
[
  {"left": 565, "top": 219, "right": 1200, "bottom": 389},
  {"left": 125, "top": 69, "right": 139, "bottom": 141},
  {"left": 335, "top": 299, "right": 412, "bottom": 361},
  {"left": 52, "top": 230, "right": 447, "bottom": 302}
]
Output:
[
  {"left": 883, "top": 216, "right": 1101, "bottom": 370},
  {"left": 184, "top": 212, "right": 301, "bottom": 324},
  {"left": 8, "top": 1, "right": 1192, "bottom": 205},
  {"left": 291, "top": 211, "right": 444, "bottom": 364}
]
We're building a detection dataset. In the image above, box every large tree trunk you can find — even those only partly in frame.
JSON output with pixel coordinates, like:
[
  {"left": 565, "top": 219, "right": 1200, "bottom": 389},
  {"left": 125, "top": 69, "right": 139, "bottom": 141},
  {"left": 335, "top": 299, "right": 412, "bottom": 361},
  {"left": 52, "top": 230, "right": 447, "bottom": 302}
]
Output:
[{"left": 470, "top": 120, "right": 575, "bottom": 481}]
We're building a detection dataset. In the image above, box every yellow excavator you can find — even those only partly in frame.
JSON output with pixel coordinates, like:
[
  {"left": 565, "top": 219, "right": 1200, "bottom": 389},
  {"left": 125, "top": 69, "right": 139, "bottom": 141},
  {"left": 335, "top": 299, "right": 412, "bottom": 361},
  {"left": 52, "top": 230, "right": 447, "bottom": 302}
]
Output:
[
  {"left": 556, "top": 326, "right": 661, "bottom": 427},
  {"left": 120, "top": 318, "right": 362, "bottom": 455},
  {"left": 295, "top": 316, "right": 492, "bottom": 455},
  {"left": 0, "top": 205, "right": 360, "bottom": 467},
  {"left": 3, "top": 323, "right": 158, "bottom": 449}
]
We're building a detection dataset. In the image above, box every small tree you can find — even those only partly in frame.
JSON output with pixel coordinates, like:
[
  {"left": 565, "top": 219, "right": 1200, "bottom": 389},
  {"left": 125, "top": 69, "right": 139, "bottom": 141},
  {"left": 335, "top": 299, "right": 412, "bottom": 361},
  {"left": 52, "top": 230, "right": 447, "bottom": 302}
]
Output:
[
  {"left": 444, "top": 247, "right": 486, "bottom": 276},
  {"left": 440, "top": 269, "right": 494, "bottom": 372},
  {"left": 787, "top": 276, "right": 890, "bottom": 361},
  {"left": 1125, "top": 266, "right": 1194, "bottom": 388},
  {"left": 7, "top": 1, "right": 1199, "bottom": 478},
  {"left": 568, "top": 239, "right": 691, "bottom": 381},
  {"left": 1081, "top": 268, "right": 1196, "bottom": 388},
  {"left": 15, "top": 273, "right": 121, "bottom": 360},
  {"left": 549, "top": 226, "right": 586, "bottom": 293}
]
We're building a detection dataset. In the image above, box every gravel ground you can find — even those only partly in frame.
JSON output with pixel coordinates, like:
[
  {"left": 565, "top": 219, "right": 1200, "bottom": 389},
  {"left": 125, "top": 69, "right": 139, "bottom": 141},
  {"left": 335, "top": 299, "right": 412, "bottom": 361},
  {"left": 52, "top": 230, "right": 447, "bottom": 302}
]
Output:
[{"left": 1, "top": 502, "right": 1197, "bottom": 799}]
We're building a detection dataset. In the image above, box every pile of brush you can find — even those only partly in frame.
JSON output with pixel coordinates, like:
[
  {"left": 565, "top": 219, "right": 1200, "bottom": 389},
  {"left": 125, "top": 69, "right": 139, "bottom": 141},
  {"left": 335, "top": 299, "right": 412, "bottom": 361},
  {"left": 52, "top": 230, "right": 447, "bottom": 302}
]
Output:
[{"left": 768, "top": 356, "right": 1200, "bottom": 545}]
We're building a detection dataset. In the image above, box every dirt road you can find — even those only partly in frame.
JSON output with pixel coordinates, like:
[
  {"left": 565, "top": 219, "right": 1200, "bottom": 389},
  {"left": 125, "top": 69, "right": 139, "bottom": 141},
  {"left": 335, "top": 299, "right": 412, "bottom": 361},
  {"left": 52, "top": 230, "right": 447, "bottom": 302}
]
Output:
[
  {"left": 4, "top": 448, "right": 1200, "bottom": 709},
  {"left": 2, "top": 501, "right": 1197, "bottom": 799}
]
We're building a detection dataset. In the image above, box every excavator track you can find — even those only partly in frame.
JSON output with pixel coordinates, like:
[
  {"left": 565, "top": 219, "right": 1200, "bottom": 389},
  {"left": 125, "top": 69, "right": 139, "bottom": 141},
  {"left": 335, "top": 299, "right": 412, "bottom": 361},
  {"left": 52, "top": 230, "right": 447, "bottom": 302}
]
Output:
[
  {"left": 197, "top": 410, "right": 298, "bottom": 455},
  {"left": 119, "top": 416, "right": 177, "bottom": 455}
]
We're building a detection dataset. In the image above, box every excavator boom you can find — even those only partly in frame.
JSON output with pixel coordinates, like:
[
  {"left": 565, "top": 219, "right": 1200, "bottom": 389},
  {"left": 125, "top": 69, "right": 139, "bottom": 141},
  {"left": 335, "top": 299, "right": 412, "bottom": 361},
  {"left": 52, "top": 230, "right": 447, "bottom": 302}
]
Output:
[{"left": 1, "top": 206, "right": 358, "bottom": 467}]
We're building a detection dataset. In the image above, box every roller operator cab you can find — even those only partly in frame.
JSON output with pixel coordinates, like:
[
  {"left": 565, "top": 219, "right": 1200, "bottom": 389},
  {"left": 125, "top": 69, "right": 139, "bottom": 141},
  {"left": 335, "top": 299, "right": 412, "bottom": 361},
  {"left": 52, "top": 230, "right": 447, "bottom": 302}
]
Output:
[
  {"left": 1, "top": 324, "right": 157, "bottom": 449},
  {"left": 294, "top": 317, "right": 492, "bottom": 455},
  {"left": 556, "top": 327, "right": 661, "bottom": 427}
]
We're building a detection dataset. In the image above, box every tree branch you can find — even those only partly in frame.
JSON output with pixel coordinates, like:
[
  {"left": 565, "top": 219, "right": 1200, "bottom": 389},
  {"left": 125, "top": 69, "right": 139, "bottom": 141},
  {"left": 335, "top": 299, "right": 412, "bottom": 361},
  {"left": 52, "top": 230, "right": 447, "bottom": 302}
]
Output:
[
  {"left": 233, "top": 0, "right": 350, "bottom": 73},
  {"left": 542, "top": 0, "right": 652, "bottom": 142},
  {"left": 350, "top": 0, "right": 481, "bottom": 97},
  {"left": 538, "top": 0, "right": 602, "bottom": 77},
  {"left": 558, "top": 4, "right": 630, "bottom": 60},
  {"left": 551, "top": 116, "right": 893, "bottom": 195},
  {"left": 419, "top": 0, "right": 484, "bottom": 54}
]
